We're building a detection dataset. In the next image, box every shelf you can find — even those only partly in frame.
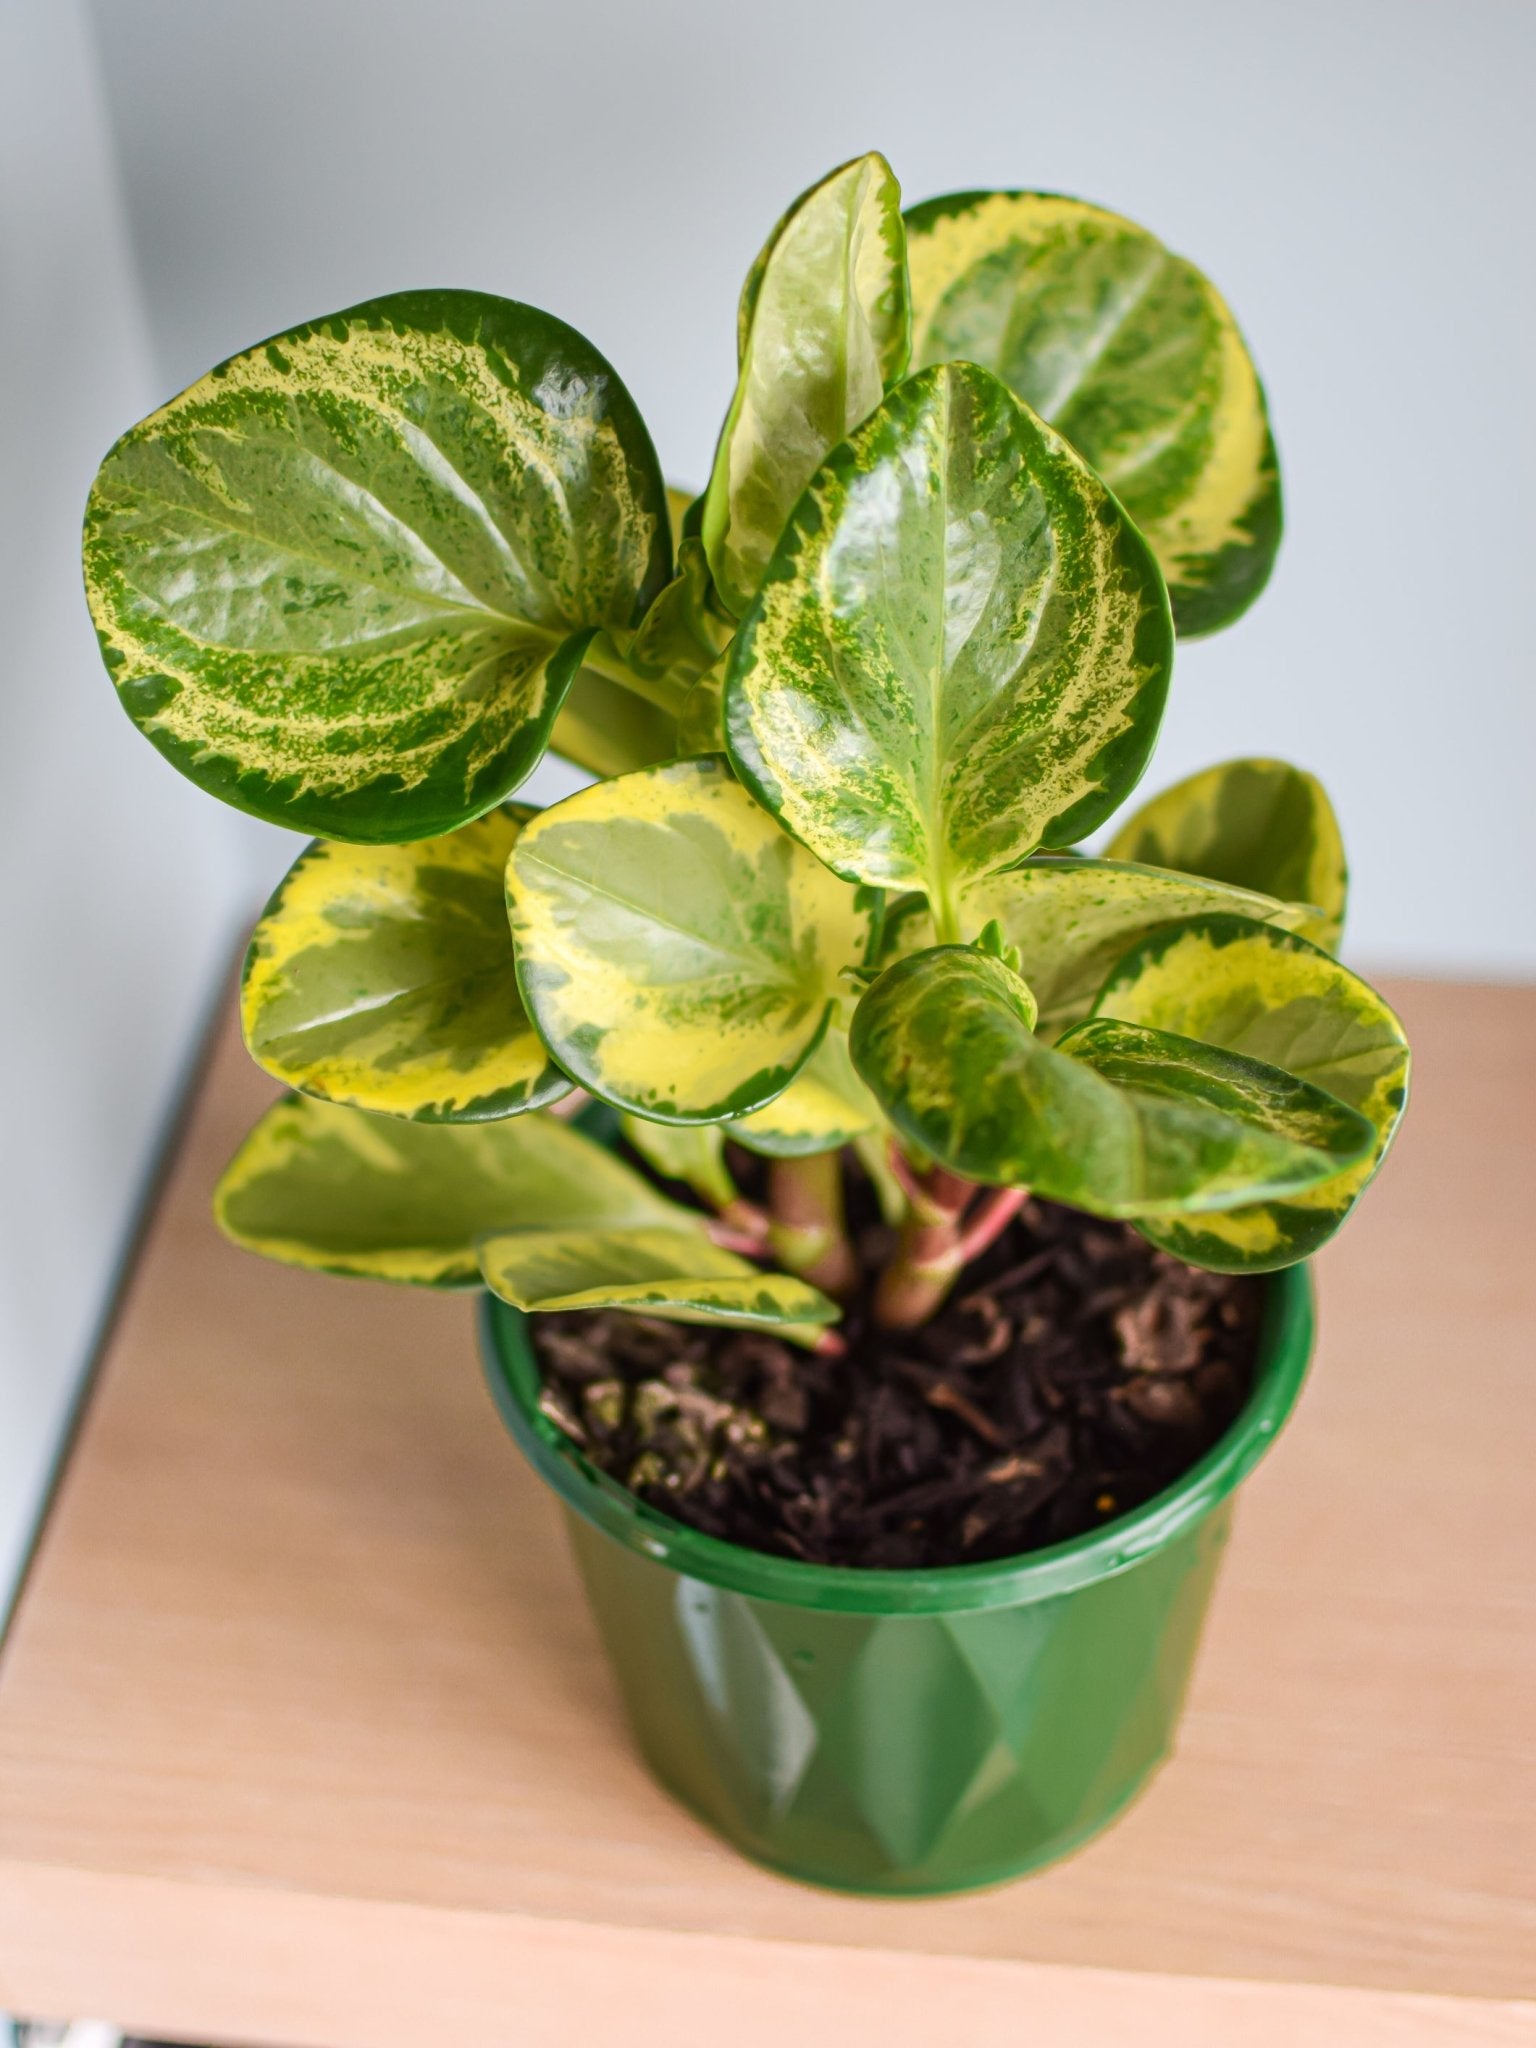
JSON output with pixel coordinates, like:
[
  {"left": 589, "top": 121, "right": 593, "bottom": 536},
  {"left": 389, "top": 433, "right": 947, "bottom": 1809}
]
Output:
[{"left": 1, "top": 980, "right": 1533, "bottom": 2047}]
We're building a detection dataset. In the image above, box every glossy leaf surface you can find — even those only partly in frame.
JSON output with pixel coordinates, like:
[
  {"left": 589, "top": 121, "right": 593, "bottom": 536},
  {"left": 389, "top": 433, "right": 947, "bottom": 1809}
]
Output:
[
  {"left": 851, "top": 946, "right": 1370, "bottom": 1217},
  {"left": 905, "top": 191, "right": 1280, "bottom": 636},
  {"left": 215, "top": 1094, "right": 671, "bottom": 1286},
  {"left": 628, "top": 535, "right": 731, "bottom": 690},
  {"left": 1107, "top": 758, "right": 1347, "bottom": 949},
  {"left": 704, "top": 153, "right": 909, "bottom": 615},
  {"left": 507, "top": 756, "right": 869, "bottom": 1122},
  {"left": 478, "top": 1225, "right": 834, "bottom": 1331},
  {"left": 962, "top": 856, "right": 1311, "bottom": 1037},
  {"left": 85, "top": 291, "right": 671, "bottom": 840},
  {"left": 675, "top": 653, "right": 728, "bottom": 755},
  {"left": 726, "top": 361, "right": 1172, "bottom": 917},
  {"left": 242, "top": 805, "right": 566, "bottom": 1123},
  {"left": 1093, "top": 915, "right": 1409, "bottom": 1267},
  {"left": 729, "top": 1029, "right": 880, "bottom": 1157}
]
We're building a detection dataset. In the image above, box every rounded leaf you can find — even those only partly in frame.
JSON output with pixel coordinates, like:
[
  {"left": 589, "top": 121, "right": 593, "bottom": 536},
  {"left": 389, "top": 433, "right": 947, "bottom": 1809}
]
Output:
[
  {"left": 905, "top": 191, "right": 1281, "bottom": 636},
  {"left": 726, "top": 361, "right": 1173, "bottom": 911},
  {"left": 704, "top": 153, "right": 910, "bottom": 615},
  {"left": 85, "top": 291, "right": 671, "bottom": 841},
  {"left": 962, "top": 855, "right": 1313, "bottom": 1038},
  {"left": 728, "top": 1028, "right": 880, "bottom": 1157},
  {"left": 1107, "top": 757, "right": 1347, "bottom": 950},
  {"left": 242, "top": 806, "right": 568, "bottom": 1123},
  {"left": 215, "top": 1094, "right": 679, "bottom": 1286},
  {"left": 507, "top": 756, "right": 870, "bottom": 1123},
  {"left": 852, "top": 945, "right": 1370, "bottom": 1218},
  {"left": 1092, "top": 915, "right": 1410, "bottom": 1267},
  {"left": 478, "top": 1226, "right": 835, "bottom": 1332}
]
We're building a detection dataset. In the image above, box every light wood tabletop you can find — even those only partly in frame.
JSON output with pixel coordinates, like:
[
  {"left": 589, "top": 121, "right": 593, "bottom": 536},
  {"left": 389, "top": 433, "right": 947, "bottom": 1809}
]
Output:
[{"left": 1, "top": 978, "right": 1532, "bottom": 2047}]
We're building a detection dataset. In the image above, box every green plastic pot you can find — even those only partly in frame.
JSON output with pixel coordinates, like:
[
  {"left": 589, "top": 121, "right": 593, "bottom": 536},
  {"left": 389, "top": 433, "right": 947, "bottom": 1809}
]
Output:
[{"left": 480, "top": 1264, "right": 1313, "bottom": 1896}]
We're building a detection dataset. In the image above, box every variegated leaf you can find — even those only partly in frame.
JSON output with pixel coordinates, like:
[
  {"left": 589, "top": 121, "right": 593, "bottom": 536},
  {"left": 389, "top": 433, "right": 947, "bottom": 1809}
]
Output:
[
  {"left": 479, "top": 1225, "right": 834, "bottom": 1334},
  {"left": 905, "top": 191, "right": 1281, "bottom": 636},
  {"left": 1092, "top": 915, "right": 1409, "bottom": 1268},
  {"left": 729, "top": 1028, "right": 880, "bottom": 1157},
  {"left": 85, "top": 291, "right": 671, "bottom": 841},
  {"left": 507, "top": 756, "right": 870, "bottom": 1122},
  {"left": 961, "top": 856, "right": 1312, "bottom": 1038},
  {"left": 666, "top": 484, "right": 696, "bottom": 560},
  {"left": 620, "top": 1116, "right": 737, "bottom": 1208},
  {"left": 628, "top": 536, "right": 732, "bottom": 690},
  {"left": 1107, "top": 758, "right": 1347, "bottom": 950},
  {"left": 242, "top": 805, "right": 567, "bottom": 1123},
  {"left": 726, "top": 361, "right": 1172, "bottom": 923},
  {"left": 851, "top": 946, "right": 1371, "bottom": 1217},
  {"left": 675, "top": 652, "right": 728, "bottom": 755},
  {"left": 703, "top": 153, "right": 910, "bottom": 615},
  {"left": 215, "top": 1094, "right": 675, "bottom": 1286}
]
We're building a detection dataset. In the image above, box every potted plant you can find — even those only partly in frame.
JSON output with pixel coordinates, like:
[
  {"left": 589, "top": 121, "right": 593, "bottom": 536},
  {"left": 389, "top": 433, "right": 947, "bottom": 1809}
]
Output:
[{"left": 83, "top": 154, "right": 1408, "bottom": 1895}]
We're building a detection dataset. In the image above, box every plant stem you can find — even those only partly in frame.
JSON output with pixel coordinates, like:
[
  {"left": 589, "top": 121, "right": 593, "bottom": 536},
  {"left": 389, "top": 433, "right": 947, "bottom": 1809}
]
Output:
[
  {"left": 874, "top": 1156, "right": 1027, "bottom": 1329},
  {"left": 766, "top": 1151, "right": 858, "bottom": 1298},
  {"left": 705, "top": 1220, "right": 773, "bottom": 1257},
  {"left": 719, "top": 1196, "right": 770, "bottom": 1245},
  {"left": 580, "top": 631, "right": 689, "bottom": 717}
]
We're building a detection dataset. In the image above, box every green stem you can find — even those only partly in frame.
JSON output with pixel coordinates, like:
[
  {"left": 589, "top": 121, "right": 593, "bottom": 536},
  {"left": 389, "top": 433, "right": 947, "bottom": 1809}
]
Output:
[
  {"left": 931, "top": 866, "right": 963, "bottom": 946},
  {"left": 580, "top": 632, "right": 690, "bottom": 717},
  {"left": 766, "top": 1151, "right": 858, "bottom": 1299}
]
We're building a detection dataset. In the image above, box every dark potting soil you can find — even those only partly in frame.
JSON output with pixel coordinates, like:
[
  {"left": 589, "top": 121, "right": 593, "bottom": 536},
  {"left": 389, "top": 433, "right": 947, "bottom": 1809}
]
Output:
[{"left": 529, "top": 1179, "right": 1264, "bottom": 1571}]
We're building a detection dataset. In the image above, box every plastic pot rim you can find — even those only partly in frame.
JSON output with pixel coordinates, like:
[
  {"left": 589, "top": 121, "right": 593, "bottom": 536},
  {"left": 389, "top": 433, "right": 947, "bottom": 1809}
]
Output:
[{"left": 479, "top": 1262, "right": 1314, "bottom": 1617}]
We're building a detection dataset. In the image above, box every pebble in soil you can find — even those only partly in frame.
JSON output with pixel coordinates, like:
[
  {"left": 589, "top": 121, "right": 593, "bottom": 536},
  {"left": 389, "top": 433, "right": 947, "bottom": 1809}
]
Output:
[{"left": 530, "top": 1194, "right": 1264, "bottom": 1571}]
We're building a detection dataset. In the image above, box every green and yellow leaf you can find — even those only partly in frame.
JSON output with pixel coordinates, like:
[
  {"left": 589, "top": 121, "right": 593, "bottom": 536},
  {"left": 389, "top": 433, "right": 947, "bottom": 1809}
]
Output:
[
  {"left": 666, "top": 484, "right": 696, "bottom": 560},
  {"left": 1107, "top": 757, "right": 1347, "bottom": 950},
  {"left": 703, "top": 153, "right": 910, "bottom": 615},
  {"left": 729, "top": 1028, "right": 880, "bottom": 1157},
  {"left": 675, "top": 652, "right": 729, "bottom": 755},
  {"left": 905, "top": 191, "right": 1281, "bottom": 636},
  {"left": 478, "top": 1225, "right": 834, "bottom": 1333},
  {"left": 241, "top": 805, "right": 568, "bottom": 1123},
  {"left": 215, "top": 1093, "right": 675, "bottom": 1286},
  {"left": 851, "top": 945, "right": 1371, "bottom": 1217},
  {"left": 1091, "top": 914, "right": 1409, "bottom": 1267},
  {"left": 85, "top": 291, "right": 671, "bottom": 841},
  {"left": 507, "top": 756, "right": 870, "bottom": 1122},
  {"left": 726, "top": 360, "right": 1172, "bottom": 915},
  {"left": 627, "top": 535, "right": 733, "bottom": 690},
  {"left": 960, "top": 856, "right": 1312, "bottom": 1038}
]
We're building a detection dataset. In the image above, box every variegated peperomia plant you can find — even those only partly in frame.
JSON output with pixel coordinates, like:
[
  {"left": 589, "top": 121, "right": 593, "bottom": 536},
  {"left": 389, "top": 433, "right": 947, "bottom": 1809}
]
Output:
[{"left": 85, "top": 153, "right": 1408, "bottom": 1349}]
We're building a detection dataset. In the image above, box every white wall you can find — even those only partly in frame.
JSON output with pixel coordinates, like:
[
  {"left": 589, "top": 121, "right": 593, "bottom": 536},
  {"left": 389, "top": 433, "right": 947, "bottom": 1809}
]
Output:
[
  {"left": 88, "top": 0, "right": 1536, "bottom": 975},
  {"left": 0, "top": 0, "right": 256, "bottom": 1604}
]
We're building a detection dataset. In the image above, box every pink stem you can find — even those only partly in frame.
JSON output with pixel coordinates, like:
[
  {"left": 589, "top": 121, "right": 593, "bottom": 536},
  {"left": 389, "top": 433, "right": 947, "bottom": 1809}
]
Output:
[
  {"left": 954, "top": 1187, "right": 1028, "bottom": 1266},
  {"left": 719, "top": 1196, "right": 770, "bottom": 1243},
  {"left": 704, "top": 1220, "right": 770, "bottom": 1257},
  {"left": 886, "top": 1143, "right": 971, "bottom": 1221}
]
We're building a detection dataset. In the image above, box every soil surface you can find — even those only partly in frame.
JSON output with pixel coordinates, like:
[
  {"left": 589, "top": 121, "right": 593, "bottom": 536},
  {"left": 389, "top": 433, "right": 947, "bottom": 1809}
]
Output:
[{"left": 530, "top": 1173, "right": 1264, "bottom": 1570}]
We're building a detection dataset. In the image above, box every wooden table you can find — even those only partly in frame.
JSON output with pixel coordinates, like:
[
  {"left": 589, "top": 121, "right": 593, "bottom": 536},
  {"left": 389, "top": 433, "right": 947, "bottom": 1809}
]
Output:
[{"left": 1, "top": 981, "right": 1532, "bottom": 2047}]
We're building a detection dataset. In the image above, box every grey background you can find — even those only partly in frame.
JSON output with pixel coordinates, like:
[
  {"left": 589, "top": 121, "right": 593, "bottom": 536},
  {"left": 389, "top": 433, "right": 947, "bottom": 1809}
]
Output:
[{"left": 2, "top": 0, "right": 1533, "bottom": 1598}]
